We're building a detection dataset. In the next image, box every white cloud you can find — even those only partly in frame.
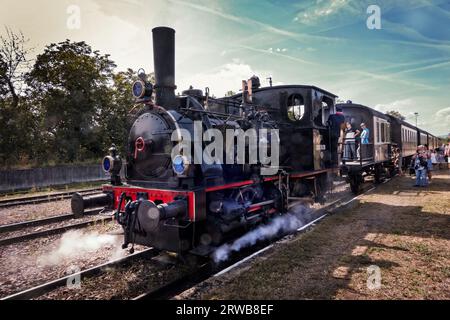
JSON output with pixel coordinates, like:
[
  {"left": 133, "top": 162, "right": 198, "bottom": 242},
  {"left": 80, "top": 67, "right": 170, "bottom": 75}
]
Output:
[
  {"left": 171, "top": 0, "right": 340, "bottom": 43},
  {"left": 269, "top": 47, "right": 287, "bottom": 53},
  {"left": 434, "top": 107, "right": 450, "bottom": 129},
  {"left": 178, "top": 60, "right": 269, "bottom": 96},
  {"left": 374, "top": 99, "right": 415, "bottom": 113},
  {"left": 374, "top": 100, "right": 450, "bottom": 135},
  {"left": 435, "top": 107, "right": 450, "bottom": 118},
  {"left": 293, "top": 0, "right": 353, "bottom": 25},
  {"left": 374, "top": 99, "right": 419, "bottom": 123}
]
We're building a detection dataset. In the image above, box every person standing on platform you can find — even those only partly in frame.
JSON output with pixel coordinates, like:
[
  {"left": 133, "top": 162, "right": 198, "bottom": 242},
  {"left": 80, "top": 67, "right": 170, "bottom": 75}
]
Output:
[
  {"left": 357, "top": 122, "right": 370, "bottom": 160},
  {"left": 413, "top": 146, "right": 428, "bottom": 187},
  {"left": 343, "top": 122, "right": 357, "bottom": 161},
  {"left": 327, "top": 106, "right": 346, "bottom": 167}
]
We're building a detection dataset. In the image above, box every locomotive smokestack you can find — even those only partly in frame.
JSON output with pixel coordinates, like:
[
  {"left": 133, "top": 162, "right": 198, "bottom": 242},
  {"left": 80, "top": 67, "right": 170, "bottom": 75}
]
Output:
[{"left": 152, "top": 26, "right": 177, "bottom": 109}]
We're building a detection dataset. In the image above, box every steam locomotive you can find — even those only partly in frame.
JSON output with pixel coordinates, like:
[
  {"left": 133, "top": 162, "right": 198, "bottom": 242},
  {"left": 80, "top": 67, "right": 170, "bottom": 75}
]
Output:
[
  {"left": 71, "top": 27, "right": 336, "bottom": 255},
  {"left": 72, "top": 26, "right": 441, "bottom": 256}
]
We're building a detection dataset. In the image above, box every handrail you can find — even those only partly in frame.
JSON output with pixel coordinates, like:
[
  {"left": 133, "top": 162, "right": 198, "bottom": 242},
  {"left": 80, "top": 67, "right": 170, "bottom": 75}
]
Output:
[{"left": 339, "top": 137, "right": 374, "bottom": 165}]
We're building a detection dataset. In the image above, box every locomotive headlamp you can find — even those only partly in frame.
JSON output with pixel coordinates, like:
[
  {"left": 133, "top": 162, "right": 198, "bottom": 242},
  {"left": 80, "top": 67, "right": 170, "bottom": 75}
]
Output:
[
  {"left": 102, "top": 154, "right": 122, "bottom": 175},
  {"left": 132, "top": 69, "right": 153, "bottom": 100},
  {"left": 132, "top": 80, "right": 153, "bottom": 99},
  {"left": 102, "top": 145, "right": 122, "bottom": 185},
  {"left": 102, "top": 156, "right": 113, "bottom": 173},
  {"left": 172, "top": 155, "right": 189, "bottom": 175}
]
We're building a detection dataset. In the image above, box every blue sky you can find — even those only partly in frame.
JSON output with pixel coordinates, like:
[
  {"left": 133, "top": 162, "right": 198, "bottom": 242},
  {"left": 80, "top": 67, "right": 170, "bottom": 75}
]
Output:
[{"left": 1, "top": 0, "right": 449, "bottom": 135}]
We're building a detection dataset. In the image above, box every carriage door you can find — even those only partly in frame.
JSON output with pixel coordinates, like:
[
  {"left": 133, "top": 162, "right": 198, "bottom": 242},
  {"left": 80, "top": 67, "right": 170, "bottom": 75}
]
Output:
[{"left": 373, "top": 117, "right": 390, "bottom": 162}]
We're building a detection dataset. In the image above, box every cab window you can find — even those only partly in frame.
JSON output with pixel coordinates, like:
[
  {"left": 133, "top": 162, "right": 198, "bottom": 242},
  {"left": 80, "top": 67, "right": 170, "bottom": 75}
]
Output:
[
  {"left": 314, "top": 96, "right": 333, "bottom": 126},
  {"left": 287, "top": 94, "right": 305, "bottom": 121}
]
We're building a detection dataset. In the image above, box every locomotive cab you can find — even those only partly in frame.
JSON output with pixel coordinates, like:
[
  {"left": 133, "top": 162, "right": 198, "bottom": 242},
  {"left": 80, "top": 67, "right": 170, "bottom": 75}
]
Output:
[{"left": 210, "top": 85, "right": 337, "bottom": 172}]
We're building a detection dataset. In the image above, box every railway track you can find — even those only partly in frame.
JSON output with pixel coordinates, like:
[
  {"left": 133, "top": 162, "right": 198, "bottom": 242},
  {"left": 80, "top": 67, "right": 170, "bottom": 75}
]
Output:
[
  {"left": 133, "top": 261, "right": 212, "bottom": 300},
  {"left": 0, "top": 209, "right": 103, "bottom": 234},
  {"left": 0, "top": 188, "right": 102, "bottom": 208},
  {"left": 1, "top": 179, "right": 383, "bottom": 300},
  {"left": 1, "top": 248, "right": 158, "bottom": 300},
  {"left": 0, "top": 212, "right": 113, "bottom": 247}
]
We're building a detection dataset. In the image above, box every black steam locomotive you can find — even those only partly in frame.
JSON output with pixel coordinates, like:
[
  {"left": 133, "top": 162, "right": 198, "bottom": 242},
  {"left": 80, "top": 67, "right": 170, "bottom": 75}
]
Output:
[
  {"left": 72, "top": 27, "right": 337, "bottom": 255},
  {"left": 72, "top": 26, "right": 441, "bottom": 255}
]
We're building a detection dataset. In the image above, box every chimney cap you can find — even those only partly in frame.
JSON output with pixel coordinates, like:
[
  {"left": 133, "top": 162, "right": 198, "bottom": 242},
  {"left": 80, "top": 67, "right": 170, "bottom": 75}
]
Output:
[{"left": 152, "top": 26, "right": 176, "bottom": 33}]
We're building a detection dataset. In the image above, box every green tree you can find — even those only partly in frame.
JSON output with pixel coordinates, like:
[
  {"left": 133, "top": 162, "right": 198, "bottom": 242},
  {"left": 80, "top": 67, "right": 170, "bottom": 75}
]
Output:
[
  {"left": 386, "top": 110, "right": 405, "bottom": 121},
  {"left": 0, "top": 28, "right": 34, "bottom": 167},
  {"left": 0, "top": 57, "right": 7, "bottom": 96},
  {"left": 26, "top": 40, "right": 117, "bottom": 162},
  {"left": 97, "top": 68, "right": 137, "bottom": 155},
  {"left": 225, "top": 90, "right": 236, "bottom": 97},
  {"left": 0, "top": 28, "right": 31, "bottom": 108},
  {"left": 1, "top": 31, "right": 151, "bottom": 167},
  {"left": 100, "top": 70, "right": 155, "bottom": 156}
]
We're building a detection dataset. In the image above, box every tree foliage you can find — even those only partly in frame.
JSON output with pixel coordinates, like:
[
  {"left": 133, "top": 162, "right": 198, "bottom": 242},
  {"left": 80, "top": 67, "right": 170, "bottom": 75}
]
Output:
[
  {"left": 26, "top": 40, "right": 118, "bottom": 162},
  {"left": 0, "top": 29, "right": 140, "bottom": 168},
  {"left": 0, "top": 27, "right": 32, "bottom": 107},
  {"left": 386, "top": 110, "right": 406, "bottom": 121},
  {"left": 97, "top": 68, "right": 137, "bottom": 155},
  {"left": 225, "top": 90, "right": 236, "bottom": 97},
  {"left": 0, "top": 28, "right": 34, "bottom": 166}
]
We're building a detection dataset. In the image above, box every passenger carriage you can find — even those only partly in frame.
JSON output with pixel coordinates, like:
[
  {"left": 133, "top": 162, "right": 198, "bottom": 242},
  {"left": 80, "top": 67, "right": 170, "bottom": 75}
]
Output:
[{"left": 337, "top": 102, "right": 394, "bottom": 193}]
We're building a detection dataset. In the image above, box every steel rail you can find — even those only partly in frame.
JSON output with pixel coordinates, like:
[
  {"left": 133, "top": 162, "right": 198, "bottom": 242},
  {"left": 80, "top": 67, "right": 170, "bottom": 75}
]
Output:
[
  {"left": 132, "top": 262, "right": 212, "bottom": 300},
  {"left": 0, "top": 188, "right": 102, "bottom": 208},
  {"left": 0, "top": 215, "right": 113, "bottom": 247},
  {"left": 1, "top": 248, "right": 158, "bottom": 300},
  {"left": 0, "top": 208, "right": 103, "bottom": 234}
]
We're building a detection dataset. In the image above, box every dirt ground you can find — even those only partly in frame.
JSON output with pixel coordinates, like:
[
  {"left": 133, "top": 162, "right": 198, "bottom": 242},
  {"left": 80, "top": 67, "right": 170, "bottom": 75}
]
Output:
[
  {"left": 182, "top": 169, "right": 450, "bottom": 300},
  {"left": 0, "top": 199, "right": 75, "bottom": 225},
  {"left": 0, "top": 221, "right": 126, "bottom": 298}
]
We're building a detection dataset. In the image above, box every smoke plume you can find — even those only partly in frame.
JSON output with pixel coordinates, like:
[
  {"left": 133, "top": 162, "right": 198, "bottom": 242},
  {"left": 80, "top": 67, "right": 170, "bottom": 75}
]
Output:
[
  {"left": 38, "top": 230, "right": 124, "bottom": 266},
  {"left": 212, "top": 204, "right": 313, "bottom": 263}
]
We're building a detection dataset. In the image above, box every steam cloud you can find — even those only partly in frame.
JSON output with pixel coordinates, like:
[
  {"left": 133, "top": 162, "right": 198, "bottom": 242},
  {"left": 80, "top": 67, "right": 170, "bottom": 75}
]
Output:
[
  {"left": 38, "top": 230, "right": 124, "bottom": 266},
  {"left": 212, "top": 204, "right": 313, "bottom": 263}
]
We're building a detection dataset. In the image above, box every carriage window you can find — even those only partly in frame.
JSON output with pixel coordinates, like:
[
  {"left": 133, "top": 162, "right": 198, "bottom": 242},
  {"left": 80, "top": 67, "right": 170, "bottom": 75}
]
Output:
[
  {"left": 321, "top": 102, "right": 328, "bottom": 125},
  {"left": 377, "top": 122, "right": 381, "bottom": 143},
  {"left": 380, "top": 122, "right": 389, "bottom": 142},
  {"left": 287, "top": 94, "right": 305, "bottom": 121}
]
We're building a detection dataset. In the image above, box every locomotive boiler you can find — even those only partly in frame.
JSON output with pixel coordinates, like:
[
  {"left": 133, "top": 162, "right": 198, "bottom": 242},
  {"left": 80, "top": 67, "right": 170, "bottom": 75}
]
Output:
[{"left": 72, "top": 26, "right": 336, "bottom": 256}]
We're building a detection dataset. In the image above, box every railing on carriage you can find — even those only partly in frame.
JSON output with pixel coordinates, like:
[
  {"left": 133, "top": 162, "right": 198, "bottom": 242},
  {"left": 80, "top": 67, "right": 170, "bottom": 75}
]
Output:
[{"left": 339, "top": 137, "right": 374, "bottom": 167}]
